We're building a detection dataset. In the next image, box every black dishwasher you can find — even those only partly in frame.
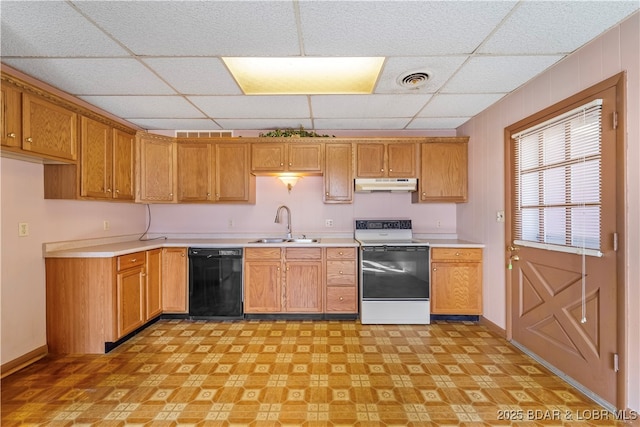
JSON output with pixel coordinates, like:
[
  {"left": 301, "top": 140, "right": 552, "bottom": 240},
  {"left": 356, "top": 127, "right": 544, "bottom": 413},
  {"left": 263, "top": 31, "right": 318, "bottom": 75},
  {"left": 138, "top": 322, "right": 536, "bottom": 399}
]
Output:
[{"left": 188, "top": 248, "right": 243, "bottom": 319}]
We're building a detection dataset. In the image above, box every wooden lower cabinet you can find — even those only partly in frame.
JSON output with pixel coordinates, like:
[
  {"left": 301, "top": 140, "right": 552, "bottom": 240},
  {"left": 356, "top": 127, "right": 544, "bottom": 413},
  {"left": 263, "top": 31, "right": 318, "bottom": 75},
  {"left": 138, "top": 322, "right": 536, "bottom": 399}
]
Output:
[
  {"left": 430, "top": 247, "right": 483, "bottom": 315},
  {"left": 161, "top": 247, "right": 188, "bottom": 313},
  {"left": 324, "top": 247, "right": 358, "bottom": 313},
  {"left": 244, "top": 247, "right": 323, "bottom": 313},
  {"left": 45, "top": 248, "right": 182, "bottom": 354}
]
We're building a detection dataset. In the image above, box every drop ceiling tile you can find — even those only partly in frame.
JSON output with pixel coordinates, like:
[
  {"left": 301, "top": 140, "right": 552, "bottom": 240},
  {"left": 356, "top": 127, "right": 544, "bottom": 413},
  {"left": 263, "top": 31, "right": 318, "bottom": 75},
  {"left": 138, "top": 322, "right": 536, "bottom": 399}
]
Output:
[
  {"left": 142, "top": 58, "right": 242, "bottom": 95},
  {"left": 311, "top": 95, "right": 431, "bottom": 118},
  {"left": 441, "top": 56, "right": 563, "bottom": 93},
  {"left": 188, "top": 96, "right": 310, "bottom": 119},
  {"left": 375, "top": 57, "right": 467, "bottom": 94},
  {"left": 73, "top": 1, "right": 300, "bottom": 56},
  {"left": 2, "top": 58, "right": 176, "bottom": 95},
  {"left": 313, "top": 118, "right": 413, "bottom": 130},
  {"left": 126, "top": 118, "right": 222, "bottom": 131},
  {"left": 479, "top": 1, "right": 640, "bottom": 54},
  {"left": 0, "top": 1, "right": 127, "bottom": 57},
  {"left": 78, "top": 96, "right": 205, "bottom": 119},
  {"left": 298, "top": 1, "right": 516, "bottom": 55},
  {"left": 215, "top": 119, "right": 313, "bottom": 131},
  {"left": 418, "top": 94, "right": 506, "bottom": 117},
  {"left": 406, "top": 117, "right": 471, "bottom": 130}
]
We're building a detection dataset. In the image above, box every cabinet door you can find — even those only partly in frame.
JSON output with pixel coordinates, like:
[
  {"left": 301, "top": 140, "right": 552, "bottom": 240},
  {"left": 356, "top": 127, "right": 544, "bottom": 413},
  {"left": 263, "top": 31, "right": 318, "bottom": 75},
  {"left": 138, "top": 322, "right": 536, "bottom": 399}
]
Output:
[
  {"left": 324, "top": 143, "right": 353, "bottom": 203},
  {"left": 419, "top": 142, "right": 468, "bottom": 202},
  {"left": 356, "top": 143, "right": 385, "bottom": 177},
  {"left": 177, "top": 142, "right": 213, "bottom": 202},
  {"left": 80, "top": 116, "right": 112, "bottom": 199},
  {"left": 284, "top": 260, "right": 323, "bottom": 312},
  {"left": 22, "top": 93, "right": 77, "bottom": 161},
  {"left": 387, "top": 143, "right": 416, "bottom": 177},
  {"left": 145, "top": 249, "right": 163, "bottom": 320},
  {"left": 161, "top": 247, "right": 187, "bottom": 313},
  {"left": 244, "top": 260, "right": 282, "bottom": 312},
  {"left": 112, "top": 129, "right": 135, "bottom": 200},
  {"left": 1, "top": 84, "right": 21, "bottom": 147},
  {"left": 138, "top": 133, "right": 177, "bottom": 202},
  {"left": 251, "top": 143, "right": 285, "bottom": 172},
  {"left": 288, "top": 143, "right": 323, "bottom": 173},
  {"left": 430, "top": 261, "right": 482, "bottom": 315},
  {"left": 216, "top": 143, "right": 254, "bottom": 202},
  {"left": 116, "top": 266, "right": 146, "bottom": 337}
]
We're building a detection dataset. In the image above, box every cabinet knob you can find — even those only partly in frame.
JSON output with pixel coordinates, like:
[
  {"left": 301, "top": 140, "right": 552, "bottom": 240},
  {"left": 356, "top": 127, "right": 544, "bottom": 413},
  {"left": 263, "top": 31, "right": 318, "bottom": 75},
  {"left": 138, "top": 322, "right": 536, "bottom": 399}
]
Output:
[
  {"left": 389, "top": 169, "right": 393, "bottom": 172},
  {"left": 141, "top": 273, "right": 146, "bottom": 277},
  {"left": 433, "top": 267, "right": 437, "bottom": 271},
  {"left": 7, "top": 132, "right": 16, "bottom": 138},
  {"left": 339, "top": 297, "right": 344, "bottom": 301},
  {"left": 115, "top": 189, "right": 120, "bottom": 194},
  {"left": 455, "top": 252, "right": 460, "bottom": 256},
  {"left": 288, "top": 162, "right": 292, "bottom": 166},
  {"left": 181, "top": 253, "right": 185, "bottom": 257},
  {"left": 380, "top": 168, "right": 384, "bottom": 172},
  {"left": 339, "top": 252, "right": 343, "bottom": 255},
  {"left": 280, "top": 163, "right": 284, "bottom": 166},
  {"left": 422, "top": 192, "right": 426, "bottom": 196},
  {"left": 26, "top": 137, "right": 33, "bottom": 143},
  {"left": 207, "top": 192, "right": 211, "bottom": 196},
  {"left": 339, "top": 271, "right": 343, "bottom": 274},
  {"left": 107, "top": 188, "right": 112, "bottom": 193},
  {"left": 325, "top": 192, "right": 329, "bottom": 196},
  {"left": 169, "top": 193, "right": 173, "bottom": 196},
  {"left": 131, "top": 259, "right": 137, "bottom": 262}
]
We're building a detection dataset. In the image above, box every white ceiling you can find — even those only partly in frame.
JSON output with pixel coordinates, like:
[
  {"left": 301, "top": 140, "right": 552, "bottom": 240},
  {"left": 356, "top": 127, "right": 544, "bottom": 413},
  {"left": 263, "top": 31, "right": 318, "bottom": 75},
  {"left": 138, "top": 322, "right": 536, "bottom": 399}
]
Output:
[{"left": 1, "top": 1, "right": 638, "bottom": 132}]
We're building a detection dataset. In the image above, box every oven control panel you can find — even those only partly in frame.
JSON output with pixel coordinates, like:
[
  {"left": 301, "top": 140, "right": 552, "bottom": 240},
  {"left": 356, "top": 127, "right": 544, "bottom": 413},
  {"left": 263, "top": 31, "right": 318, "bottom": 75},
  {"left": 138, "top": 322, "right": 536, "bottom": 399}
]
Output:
[{"left": 355, "top": 219, "right": 412, "bottom": 230}]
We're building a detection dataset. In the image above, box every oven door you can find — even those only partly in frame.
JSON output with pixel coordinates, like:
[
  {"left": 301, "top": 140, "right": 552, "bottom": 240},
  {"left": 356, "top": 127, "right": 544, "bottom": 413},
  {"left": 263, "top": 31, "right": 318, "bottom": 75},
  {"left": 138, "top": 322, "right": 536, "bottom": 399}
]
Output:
[{"left": 361, "top": 246, "right": 430, "bottom": 300}]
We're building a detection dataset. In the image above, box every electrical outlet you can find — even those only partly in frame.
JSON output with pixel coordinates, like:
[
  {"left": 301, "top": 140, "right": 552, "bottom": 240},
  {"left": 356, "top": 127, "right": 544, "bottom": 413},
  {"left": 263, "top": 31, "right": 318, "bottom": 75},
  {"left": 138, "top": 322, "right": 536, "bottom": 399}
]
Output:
[
  {"left": 436, "top": 220, "right": 442, "bottom": 228},
  {"left": 325, "top": 219, "right": 334, "bottom": 228},
  {"left": 103, "top": 220, "right": 110, "bottom": 231},
  {"left": 496, "top": 210, "right": 505, "bottom": 223},
  {"left": 18, "top": 222, "right": 29, "bottom": 237},
  {"left": 228, "top": 219, "right": 234, "bottom": 228}
]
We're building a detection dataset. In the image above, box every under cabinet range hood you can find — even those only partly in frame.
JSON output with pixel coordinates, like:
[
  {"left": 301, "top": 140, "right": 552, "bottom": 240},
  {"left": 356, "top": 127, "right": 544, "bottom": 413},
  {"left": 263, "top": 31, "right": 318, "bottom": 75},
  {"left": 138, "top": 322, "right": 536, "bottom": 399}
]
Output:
[{"left": 354, "top": 178, "right": 417, "bottom": 192}]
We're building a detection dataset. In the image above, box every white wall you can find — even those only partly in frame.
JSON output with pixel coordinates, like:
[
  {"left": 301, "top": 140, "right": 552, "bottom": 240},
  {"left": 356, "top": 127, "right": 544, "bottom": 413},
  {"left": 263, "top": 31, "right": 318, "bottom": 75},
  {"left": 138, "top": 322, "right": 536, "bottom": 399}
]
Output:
[
  {"left": 456, "top": 12, "right": 639, "bottom": 411},
  {"left": 0, "top": 157, "right": 146, "bottom": 365},
  {"left": 147, "top": 175, "right": 457, "bottom": 237}
]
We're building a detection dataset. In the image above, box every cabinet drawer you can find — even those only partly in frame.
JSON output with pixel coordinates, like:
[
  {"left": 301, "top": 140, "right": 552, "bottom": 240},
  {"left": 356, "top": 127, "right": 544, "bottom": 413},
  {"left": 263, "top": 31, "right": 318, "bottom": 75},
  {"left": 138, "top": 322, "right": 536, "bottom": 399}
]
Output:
[
  {"left": 116, "top": 251, "right": 145, "bottom": 271},
  {"left": 285, "top": 247, "right": 322, "bottom": 260},
  {"left": 326, "top": 247, "right": 356, "bottom": 260},
  {"left": 431, "top": 247, "right": 482, "bottom": 262},
  {"left": 326, "top": 261, "right": 356, "bottom": 285},
  {"left": 245, "top": 247, "right": 282, "bottom": 260},
  {"left": 326, "top": 286, "right": 357, "bottom": 312}
]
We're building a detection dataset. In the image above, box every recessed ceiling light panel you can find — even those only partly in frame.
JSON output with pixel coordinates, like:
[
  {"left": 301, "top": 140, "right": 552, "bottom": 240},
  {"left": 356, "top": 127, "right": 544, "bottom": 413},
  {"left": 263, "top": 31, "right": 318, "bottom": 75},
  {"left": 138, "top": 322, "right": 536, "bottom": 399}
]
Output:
[{"left": 222, "top": 57, "right": 385, "bottom": 95}]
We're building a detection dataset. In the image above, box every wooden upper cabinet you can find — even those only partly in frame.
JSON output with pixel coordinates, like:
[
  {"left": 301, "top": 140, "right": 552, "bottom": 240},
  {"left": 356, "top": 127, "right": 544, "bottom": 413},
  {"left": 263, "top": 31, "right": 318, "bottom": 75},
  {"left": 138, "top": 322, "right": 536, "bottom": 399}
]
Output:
[
  {"left": 251, "top": 142, "right": 323, "bottom": 174},
  {"left": 356, "top": 142, "right": 416, "bottom": 178},
  {"left": 216, "top": 142, "right": 255, "bottom": 203},
  {"left": 22, "top": 93, "right": 77, "bottom": 161},
  {"left": 177, "top": 141, "right": 214, "bottom": 202},
  {"left": 1, "top": 83, "right": 21, "bottom": 148},
  {"left": 81, "top": 116, "right": 112, "bottom": 199},
  {"left": 414, "top": 138, "right": 468, "bottom": 203},
  {"left": 324, "top": 143, "right": 353, "bottom": 203},
  {"left": 112, "top": 129, "right": 135, "bottom": 201},
  {"left": 137, "top": 132, "right": 177, "bottom": 203}
]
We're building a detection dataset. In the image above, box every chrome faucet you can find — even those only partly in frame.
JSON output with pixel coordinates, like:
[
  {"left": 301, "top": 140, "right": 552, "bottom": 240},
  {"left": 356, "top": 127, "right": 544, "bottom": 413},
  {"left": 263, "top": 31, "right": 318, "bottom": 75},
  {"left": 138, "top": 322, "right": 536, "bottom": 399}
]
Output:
[{"left": 274, "top": 205, "right": 292, "bottom": 239}]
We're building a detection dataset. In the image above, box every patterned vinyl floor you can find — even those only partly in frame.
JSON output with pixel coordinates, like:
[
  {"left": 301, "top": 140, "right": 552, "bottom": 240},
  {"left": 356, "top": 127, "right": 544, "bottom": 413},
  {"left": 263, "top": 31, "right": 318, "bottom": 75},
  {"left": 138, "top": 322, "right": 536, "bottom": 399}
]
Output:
[{"left": 1, "top": 319, "right": 634, "bottom": 426}]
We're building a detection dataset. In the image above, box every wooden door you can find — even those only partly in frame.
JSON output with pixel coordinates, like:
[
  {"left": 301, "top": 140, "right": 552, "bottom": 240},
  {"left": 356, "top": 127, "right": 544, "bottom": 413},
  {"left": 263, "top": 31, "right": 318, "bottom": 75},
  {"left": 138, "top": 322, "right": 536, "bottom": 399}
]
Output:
[
  {"left": 112, "top": 129, "right": 135, "bottom": 200},
  {"left": 80, "top": 116, "right": 112, "bottom": 199},
  {"left": 116, "top": 266, "right": 145, "bottom": 338},
  {"left": 145, "top": 249, "right": 163, "bottom": 320},
  {"left": 1, "top": 83, "right": 21, "bottom": 147},
  {"left": 418, "top": 141, "right": 467, "bottom": 202},
  {"left": 324, "top": 143, "right": 353, "bottom": 203},
  {"left": 251, "top": 143, "right": 285, "bottom": 172},
  {"left": 284, "top": 261, "right": 323, "bottom": 312},
  {"left": 356, "top": 143, "right": 385, "bottom": 177},
  {"left": 22, "top": 93, "right": 77, "bottom": 161},
  {"left": 138, "top": 133, "right": 176, "bottom": 202},
  {"left": 387, "top": 143, "right": 416, "bottom": 177},
  {"left": 161, "top": 247, "right": 187, "bottom": 313},
  {"left": 507, "top": 83, "right": 619, "bottom": 406},
  {"left": 177, "top": 142, "right": 213, "bottom": 202},
  {"left": 288, "top": 143, "right": 323, "bottom": 172},
  {"left": 216, "top": 143, "right": 252, "bottom": 202},
  {"left": 244, "top": 260, "right": 282, "bottom": 312}
]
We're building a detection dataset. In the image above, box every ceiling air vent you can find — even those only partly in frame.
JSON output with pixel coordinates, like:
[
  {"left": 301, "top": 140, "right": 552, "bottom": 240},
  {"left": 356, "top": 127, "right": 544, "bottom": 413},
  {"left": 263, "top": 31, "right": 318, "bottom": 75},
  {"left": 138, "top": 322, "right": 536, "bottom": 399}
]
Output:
[{"left": 397, "top": 71, "right": 430, "bottom": 89}]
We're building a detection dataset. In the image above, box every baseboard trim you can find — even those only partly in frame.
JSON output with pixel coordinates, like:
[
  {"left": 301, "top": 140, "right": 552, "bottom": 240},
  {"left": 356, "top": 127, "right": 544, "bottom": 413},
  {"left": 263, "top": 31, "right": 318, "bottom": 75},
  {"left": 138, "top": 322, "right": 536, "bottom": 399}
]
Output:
[
  {"left": 1, "top": 345, "right": 48, "bottom": 378},
  {"left": 479, "top": 316, "right": 507, "bottom": 338}
]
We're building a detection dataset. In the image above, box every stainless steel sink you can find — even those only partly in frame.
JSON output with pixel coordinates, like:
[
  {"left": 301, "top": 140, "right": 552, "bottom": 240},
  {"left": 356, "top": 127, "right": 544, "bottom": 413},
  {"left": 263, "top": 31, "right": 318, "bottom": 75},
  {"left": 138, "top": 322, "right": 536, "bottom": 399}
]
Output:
[{"left": 250, "top": 238, "right": 320, "bottom": 244}]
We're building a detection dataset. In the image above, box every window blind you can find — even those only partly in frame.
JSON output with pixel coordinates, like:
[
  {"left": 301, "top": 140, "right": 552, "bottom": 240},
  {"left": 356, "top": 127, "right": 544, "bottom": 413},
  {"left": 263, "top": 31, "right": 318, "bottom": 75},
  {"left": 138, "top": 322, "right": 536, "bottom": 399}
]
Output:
[{"left": 513, "top": 99, "right": 603, "bottom": 256}]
